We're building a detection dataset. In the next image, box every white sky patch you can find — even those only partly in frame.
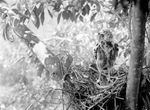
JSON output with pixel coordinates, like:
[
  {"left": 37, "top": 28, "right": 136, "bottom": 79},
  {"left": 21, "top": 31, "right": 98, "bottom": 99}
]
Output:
[{"left": 32, "top": 41, "right": 49, "bottom": 64}]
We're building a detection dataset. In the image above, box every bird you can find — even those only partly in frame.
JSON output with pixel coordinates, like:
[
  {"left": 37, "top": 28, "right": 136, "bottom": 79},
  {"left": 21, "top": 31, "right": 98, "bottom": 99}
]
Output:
[{"left": 95, "top": 30, "right": 119, "bottom": 84}]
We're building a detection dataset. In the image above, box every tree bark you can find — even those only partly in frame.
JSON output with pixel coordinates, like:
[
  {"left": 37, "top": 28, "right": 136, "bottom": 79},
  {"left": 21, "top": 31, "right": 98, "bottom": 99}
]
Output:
[{"left": 126, "top": 0, "right": 148, "bottom": 110}]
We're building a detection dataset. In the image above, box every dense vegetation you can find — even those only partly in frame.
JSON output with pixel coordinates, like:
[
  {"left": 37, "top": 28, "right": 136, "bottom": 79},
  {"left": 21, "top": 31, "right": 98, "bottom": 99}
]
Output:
[{"left": 0, "top": 0, "right": 150, "bottom": 110}]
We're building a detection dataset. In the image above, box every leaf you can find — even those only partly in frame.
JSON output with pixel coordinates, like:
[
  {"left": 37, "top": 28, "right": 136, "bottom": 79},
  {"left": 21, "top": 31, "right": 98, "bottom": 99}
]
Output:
[
  {"left": 12, "top": 8, "right": 20, "bottom": 14},
  {"left": 0, "top": 0, "right": 7, "bottom": 4},
  {"left": 13, "top": 23, "right": 33, "bottom": 38},
  {"left": 75, "top": 13, "right": 80, "bottom": 22},
  {"left": 65, "top": 4, "right": 74, "bottom": 10},
  {"left": 62, "top": 11, "right": 66, "bottom": 19},
  {"left": 3, "top": 23, "right": 14, "bottom": 42},
  {"left": 2, "top": 24, "right": 7, "bottom": 40},
  {"left": 82, "top": 10, "right": 86, "bottom": 16},
  {"left": 32, "top": 14, "right": 40, "bottom": 28},
  {"left": 48, "top": 9, "right": 53, "bottom": 18},
  {"left": 104, "top": 10, "right": 113, "bottom": 14},
  {"left": 53, "top": 2, "right": 61, "bottom": 12},
  {"left": 82, "top": 4, "right": 90, "bottom": 16},
  {"left": 67, "top": 10, "right": 72, "bottom": 20},
  {"left": 37, "top": 64, "right": 44, "bottom": 77},
  {"left": 24, "top": 9, "right": 31, "bottom": 17},
  {"left": 40, "top": 11, "right": 45, "bottom": 25},
  {"left": 45, "top": 56, "right": 58, "bottom": 66},
  {"left": 62, "top": 10, "right": 72, "bottom": 20},
  {"left": 5, "top": 24, "right": 9, "bottom": 38},
  {"left": 79, "top": 15, "right": 83, "bottom": 22},
  {"left": 37, "top": 3, "right": 44, "bottom": 15},
  {"left": 32, "top": 7, "right": 40, "bottom": 28},
  {"left": 64, "top": 54, "right": 73, "bottom": 70},
  {"left": 20, "top": 16, "right": 26, "bottom": 23},
  {"left": 70, "top": 12, "right": 75, "bottom": 22},
  {"left": 12, "top": 8, "right": 29, "bottom": 21},
  {"left": 57, "top": 13, "right": 62, "bottom": 24},
  {"left": 80, "top": 0, "right": 86, "bottom": 7},
  {"left": 90, "top": 13, "right": 97, "bottom": 21},
  {"left": 33, "top": 6, "right": 38, "bottom": 16}
]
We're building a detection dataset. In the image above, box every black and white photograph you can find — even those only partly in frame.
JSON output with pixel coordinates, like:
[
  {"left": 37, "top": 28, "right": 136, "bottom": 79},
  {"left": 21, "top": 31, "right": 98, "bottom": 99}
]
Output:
[{"left": 0, "top": 0, "right": 149, "bottom": 110}]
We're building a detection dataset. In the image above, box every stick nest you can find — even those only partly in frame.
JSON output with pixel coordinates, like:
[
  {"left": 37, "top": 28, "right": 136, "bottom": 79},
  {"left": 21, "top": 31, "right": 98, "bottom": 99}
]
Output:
[{"left": 63, "top": 64, "right": 129, "bottom": 110}]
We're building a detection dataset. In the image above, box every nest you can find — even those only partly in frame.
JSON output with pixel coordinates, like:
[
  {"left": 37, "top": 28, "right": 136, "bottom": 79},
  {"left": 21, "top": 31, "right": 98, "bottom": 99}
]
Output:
[
  {"left": 62, "top": 63, "right": 150, "bottom": 110},
  {"left": 63, "top": 64, "right": 129, "bottom": 110},
  {"left": 61, "top": 30, "right": 150, "bottom": 110}
]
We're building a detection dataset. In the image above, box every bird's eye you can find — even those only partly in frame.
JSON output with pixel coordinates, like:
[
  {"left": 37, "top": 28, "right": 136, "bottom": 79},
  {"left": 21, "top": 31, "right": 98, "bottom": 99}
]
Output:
[
  {"left": 106, "top": 41, "right": 113, "bottom": 47},
  {"left": 101, "top": 34, "right": 104, "bottom": 38},
  {"left": 101, "top": 41, "right": 105, "bottom": 45}
]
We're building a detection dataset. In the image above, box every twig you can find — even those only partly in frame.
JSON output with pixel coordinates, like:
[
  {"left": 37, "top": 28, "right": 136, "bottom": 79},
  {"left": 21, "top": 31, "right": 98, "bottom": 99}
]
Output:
[
  {"left": 25, "top": 102, "right": 34, "bottom": 110},
  {"left": 100, "top": 2, "right": 128, "bottom": 27}
]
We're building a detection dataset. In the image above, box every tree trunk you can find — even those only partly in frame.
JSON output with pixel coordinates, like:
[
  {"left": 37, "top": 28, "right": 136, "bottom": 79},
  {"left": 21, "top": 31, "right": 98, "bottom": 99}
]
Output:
[{"left": 126, "top": 0, "right": 148, "bottom": 110}]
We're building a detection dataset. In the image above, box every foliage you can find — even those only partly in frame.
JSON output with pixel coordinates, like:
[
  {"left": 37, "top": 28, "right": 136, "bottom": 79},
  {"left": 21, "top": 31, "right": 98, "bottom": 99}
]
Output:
[
  {"left": 0, "top": 0, "right": 130, "bottom": 110},
  {"left": 63, "top": 64, "right": 128, "bottom": 110},
  {"left": 0, "top": 0, "right": 150, "bottom": 110}
]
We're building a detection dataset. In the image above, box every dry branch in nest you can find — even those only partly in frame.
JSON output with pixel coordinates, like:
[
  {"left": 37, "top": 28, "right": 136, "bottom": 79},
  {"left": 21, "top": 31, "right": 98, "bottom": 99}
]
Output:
[
  {"left": 63, "top": 64, "right": 128, "bottom": 110},
  {"left": 62, "top": 64, "right": 150, "bottom": 110},
  {"left": 61, "top": 30, "right": 128, "bottom": 110}
]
